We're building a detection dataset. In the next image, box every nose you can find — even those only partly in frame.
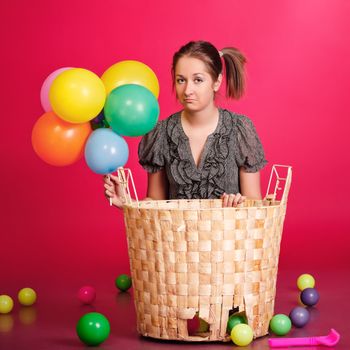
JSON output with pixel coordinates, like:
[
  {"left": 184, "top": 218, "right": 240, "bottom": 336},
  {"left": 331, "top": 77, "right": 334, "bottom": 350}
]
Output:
[{"left": 184, "top": 81, "right": 194, "bottom": 96}]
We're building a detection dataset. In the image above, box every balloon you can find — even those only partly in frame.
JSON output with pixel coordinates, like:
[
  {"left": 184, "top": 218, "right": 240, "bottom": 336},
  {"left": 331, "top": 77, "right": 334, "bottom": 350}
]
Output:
[
  {"left": 101, "top": 60, "right": 159, "bottom": 98},
  {"left": 104, "top": 84, "right": 159, "bottom": 137},
  {"left": 40, "top": 67, "right": 72, "bottom": 112},
  {"left": 84, "top": 128, "right": 129, "bottom": 174},
  {"left": 49, "top": 68, "right": 106, "bottom": 123},
  {"left": 32, "top": 112, "right": 92, "bottom": 166}
]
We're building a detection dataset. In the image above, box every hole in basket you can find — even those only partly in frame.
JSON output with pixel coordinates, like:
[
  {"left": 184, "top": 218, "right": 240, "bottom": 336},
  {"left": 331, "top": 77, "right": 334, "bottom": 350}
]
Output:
[
  {"left": 227, "top": 308, "right": 248, "bottom": 335},
  {"left": 228, "top": 306, "right": 240, "bottom": 316},
  {"left": 187, "top": 312, "right": 209, "bottom": 336}
]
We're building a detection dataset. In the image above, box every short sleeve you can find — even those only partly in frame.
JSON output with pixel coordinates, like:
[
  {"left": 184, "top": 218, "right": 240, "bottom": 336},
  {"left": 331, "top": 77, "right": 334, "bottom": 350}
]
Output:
[
  {"left": 234, "top": 115, "right": 267, "bottom": 172},
  {"left": 138, "top": 120, "right": 165, "bottom": 173}
]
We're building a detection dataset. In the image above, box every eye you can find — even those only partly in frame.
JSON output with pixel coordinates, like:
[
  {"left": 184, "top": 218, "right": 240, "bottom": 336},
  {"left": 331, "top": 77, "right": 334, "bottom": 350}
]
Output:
[
  {"left": 176, "top": 78, "right": 185, "bottom": 84},
  {"left": 194, "top": 78, "right": 203, "bottom": 83}
]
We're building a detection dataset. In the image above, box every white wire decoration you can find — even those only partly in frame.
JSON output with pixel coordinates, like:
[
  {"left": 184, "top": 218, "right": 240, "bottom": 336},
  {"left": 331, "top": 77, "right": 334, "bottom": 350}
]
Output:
[
  {"left": 117, "top": 167, "right": 139, "bottom": 207},
  {"left": 265, "top": 165, "right": 292, "bottom": 205}
]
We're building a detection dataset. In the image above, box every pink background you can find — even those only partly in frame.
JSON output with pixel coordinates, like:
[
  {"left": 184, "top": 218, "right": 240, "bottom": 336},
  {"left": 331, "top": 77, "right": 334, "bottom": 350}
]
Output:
[{"left": 1, "top": 0, "right": 349, "bottom": 287}]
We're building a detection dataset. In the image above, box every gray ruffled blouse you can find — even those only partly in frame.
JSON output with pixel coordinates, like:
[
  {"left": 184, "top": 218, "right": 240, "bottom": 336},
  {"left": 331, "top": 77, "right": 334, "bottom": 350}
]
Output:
[{"left": 138, "top": 108, "right": 267, "bottom": 199}]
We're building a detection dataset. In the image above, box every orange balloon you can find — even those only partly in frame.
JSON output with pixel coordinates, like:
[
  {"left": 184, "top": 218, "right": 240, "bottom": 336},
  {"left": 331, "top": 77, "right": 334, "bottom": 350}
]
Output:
[{"left": 32, "top": 112, "right": 92, "bottom": 166}]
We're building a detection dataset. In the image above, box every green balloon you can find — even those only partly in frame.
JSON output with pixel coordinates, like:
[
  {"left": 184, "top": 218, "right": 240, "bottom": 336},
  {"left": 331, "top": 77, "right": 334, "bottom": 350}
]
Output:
[
  {"left": 269, "top": 314, "right": 292, "bottom": 335},
  {"left": 76, "top": 312, "right": 110, "bottom": 346},
  {"left": 115, "top": 274, "right": 132, "bottom": 292},
  {"left": 227, "top": 313, "right": 247, "bottom": 333},
  {"left": 104, "top": 84, "right": 159, "bottom": 137}
]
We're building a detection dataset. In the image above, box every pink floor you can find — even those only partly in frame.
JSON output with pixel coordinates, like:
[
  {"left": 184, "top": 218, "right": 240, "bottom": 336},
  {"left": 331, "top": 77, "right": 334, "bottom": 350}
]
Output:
[{"left": 1, "top": 267, "right": 349, "bottom": 349}]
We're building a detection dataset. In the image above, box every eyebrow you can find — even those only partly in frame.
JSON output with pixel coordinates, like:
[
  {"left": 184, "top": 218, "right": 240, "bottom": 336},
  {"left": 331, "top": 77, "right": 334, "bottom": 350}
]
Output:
[{"left": 176, "top": 73, "right": 205, "bottom": 77}]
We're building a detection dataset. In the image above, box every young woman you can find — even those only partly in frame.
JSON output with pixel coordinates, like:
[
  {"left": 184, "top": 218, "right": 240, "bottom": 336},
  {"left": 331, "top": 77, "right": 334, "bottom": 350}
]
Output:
[{"left": 104, "top": 41, "right": 267, "bottom": 208}]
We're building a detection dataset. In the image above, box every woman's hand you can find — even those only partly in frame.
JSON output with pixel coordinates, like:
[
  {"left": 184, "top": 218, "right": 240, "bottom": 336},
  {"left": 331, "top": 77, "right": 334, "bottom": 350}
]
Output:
[
  {"left": 221, "top": 192, "right": 246, "bottom": 207},
  {"left": 103, "top": 174, "right": 125, "bottom": 208}
]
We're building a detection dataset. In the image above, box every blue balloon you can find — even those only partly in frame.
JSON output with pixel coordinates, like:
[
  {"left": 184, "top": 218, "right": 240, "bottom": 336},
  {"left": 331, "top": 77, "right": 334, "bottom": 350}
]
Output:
[{"left": 84, "top": 128, "right": 129, "bottom": 174}]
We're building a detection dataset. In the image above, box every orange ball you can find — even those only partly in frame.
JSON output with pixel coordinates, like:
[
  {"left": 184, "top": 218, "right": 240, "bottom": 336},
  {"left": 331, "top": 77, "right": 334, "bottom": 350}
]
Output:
[{"left": 32, "top": 112, "right": 92, "bottom": 166}]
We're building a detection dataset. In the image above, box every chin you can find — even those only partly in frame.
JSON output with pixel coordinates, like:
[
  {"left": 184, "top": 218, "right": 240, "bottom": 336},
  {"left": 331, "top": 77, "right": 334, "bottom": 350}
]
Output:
[{"left": 182, "top": 103, "right": 202, "bottom": 112}]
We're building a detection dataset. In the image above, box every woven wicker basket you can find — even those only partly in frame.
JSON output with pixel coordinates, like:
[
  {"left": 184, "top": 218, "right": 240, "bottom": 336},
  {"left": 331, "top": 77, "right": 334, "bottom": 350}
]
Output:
[{"left": 119, "top": 165, "right": 292, "bottom": 341}]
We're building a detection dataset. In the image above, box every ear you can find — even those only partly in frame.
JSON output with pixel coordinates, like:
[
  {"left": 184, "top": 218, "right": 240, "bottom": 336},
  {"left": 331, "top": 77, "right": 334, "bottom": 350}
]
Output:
[{"left": 213, "top": 73, "right": 223, "bottom": 92}]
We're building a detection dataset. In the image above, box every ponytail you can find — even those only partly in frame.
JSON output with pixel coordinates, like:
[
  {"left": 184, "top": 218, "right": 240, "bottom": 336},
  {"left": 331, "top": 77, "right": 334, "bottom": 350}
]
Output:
[{"left": 221, "top": 47, "right": 247, "bottom": 99}]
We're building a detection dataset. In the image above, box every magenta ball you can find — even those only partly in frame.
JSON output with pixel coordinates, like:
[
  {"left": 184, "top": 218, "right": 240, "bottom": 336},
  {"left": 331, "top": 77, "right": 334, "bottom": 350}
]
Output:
[
  {"left": 289, "top": 307, "right": 310, "bottom": 328},
  {"left": 301, "top": 288, "right": 320, "bottom": 306},
  {"left": 78, "top": 286, "right": 96, "bottom": 304}
]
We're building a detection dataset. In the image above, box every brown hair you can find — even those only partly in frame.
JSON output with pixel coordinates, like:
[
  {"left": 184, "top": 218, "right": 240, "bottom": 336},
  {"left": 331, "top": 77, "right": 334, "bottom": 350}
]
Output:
[{"left": 172, "top": 41, "right": 246, "bottom": 99}]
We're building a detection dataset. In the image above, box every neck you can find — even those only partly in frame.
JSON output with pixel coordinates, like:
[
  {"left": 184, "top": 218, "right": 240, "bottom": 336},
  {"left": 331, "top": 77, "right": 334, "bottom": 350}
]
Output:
[{"left": 182, "top": 104, "right": 219, "bottom": 127}]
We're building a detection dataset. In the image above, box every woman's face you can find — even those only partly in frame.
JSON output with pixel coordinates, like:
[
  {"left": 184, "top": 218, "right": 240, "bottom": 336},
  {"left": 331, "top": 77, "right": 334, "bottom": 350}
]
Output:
[{"left": 175, "top": 56, "right": 221, "bottom": 112}]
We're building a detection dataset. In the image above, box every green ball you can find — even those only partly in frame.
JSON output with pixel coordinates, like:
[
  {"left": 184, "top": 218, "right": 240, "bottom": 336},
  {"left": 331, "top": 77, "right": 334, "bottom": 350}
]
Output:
[
  {"left": 269, "top": 314, "right": 292, "bottom": 335},
  {"left": 198, "top": 317, "right": 209, "bottom": 332},
  {"left": 227, "top": 313, "right": 247, "bottom": 333},
  {"left": 76, "top": 312, "right": 110, "bottom": 346},
  {"left": 104, "top": 84, "right": 160, "bottom": 137},
  {"left": 115, "top": 274, "right": 132, "bottom": 292}
]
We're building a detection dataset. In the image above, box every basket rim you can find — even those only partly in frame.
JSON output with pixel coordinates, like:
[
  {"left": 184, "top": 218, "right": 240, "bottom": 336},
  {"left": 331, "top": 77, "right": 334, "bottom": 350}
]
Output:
[{"left": 122, "top": 198, "right": 284, "bottom": 211}]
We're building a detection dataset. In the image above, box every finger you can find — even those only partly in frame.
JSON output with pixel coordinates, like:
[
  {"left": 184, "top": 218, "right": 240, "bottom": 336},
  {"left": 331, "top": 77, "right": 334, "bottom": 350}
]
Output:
[
  {"left": 233, "top": 193, "right": 241, "bottom": 207},
  {"left": 104, "top": 183, "right": 115, "bottom": 193},
  {"left": 109, "top": 174, "right": 120, "bottom": 183},
  {"left": 103, "top": 174, "right": 114, "bottom": 185},
  {"left": 104, "top": 183, "right": 115, "bottom": 194},
  {"left": 220, "top": 192, "right": 226, "bottom": 199},
  {"left": 227, "top": 194, "right": 236, "bottom": 207},
  {"left": 105, "top": 190, "right": 115, "bottom": 198},
  {"left": 104, "top": 178, "right": 113, "bottom": 186},
  {"left": 222, "top": 194, "right": 229, "bottom": 207},
  {"left": 238, "top": 195, "right": 246, "bottom": 204}
]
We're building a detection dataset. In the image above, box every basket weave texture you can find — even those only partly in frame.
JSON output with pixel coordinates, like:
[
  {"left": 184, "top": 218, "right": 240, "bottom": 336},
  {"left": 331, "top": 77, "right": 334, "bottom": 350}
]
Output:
[{"left": 123, "top": 195, "right": 288, "bottom": 341}]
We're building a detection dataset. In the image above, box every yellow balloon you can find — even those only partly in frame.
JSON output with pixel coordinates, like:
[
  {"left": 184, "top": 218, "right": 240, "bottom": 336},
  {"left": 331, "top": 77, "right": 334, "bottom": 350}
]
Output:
[
  {"left": 49, "top": 68, "right": 106, "bottom": 123},
  {"left": 101, "top": 60, "right": 159, "bottom": 98}
]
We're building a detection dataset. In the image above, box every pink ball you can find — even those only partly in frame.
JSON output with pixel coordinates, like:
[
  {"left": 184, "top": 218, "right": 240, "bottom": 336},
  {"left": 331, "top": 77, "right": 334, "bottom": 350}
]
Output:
[{"left": 78, "top": 286, "right": 96, "bottom": 304}]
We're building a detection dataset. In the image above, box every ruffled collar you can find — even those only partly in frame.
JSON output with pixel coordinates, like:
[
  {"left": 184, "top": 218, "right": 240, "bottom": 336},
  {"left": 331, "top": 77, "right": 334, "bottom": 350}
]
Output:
[{"left": 174, "top": 108, "right": 223, "bottom": 141}]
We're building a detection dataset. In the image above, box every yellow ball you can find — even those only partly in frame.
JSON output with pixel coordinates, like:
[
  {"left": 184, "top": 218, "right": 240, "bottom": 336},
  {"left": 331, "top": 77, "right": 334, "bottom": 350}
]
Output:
[
  {"left": 49, "top": 68, "right": 106, "bottom": 123},
  {"left": 101, "top": 60, "right": 159, "bottom": 98},
  {"left": 18, "top": 288, "right": 37, "bottom": 306},
  {"left": 231, "top": 323, "right": 254, "bottom": 346},
  {"left": 297, "top": 274, "right": 315, "bottom": 291},
  {"left": 0, "top": 295, "right": 14, "bottom": 314}
]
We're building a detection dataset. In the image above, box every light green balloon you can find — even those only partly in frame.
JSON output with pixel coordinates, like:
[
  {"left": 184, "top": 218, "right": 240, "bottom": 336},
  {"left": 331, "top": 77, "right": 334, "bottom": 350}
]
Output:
[{"left": 104, "top": 84, "right": 159, "bottom": 137}]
